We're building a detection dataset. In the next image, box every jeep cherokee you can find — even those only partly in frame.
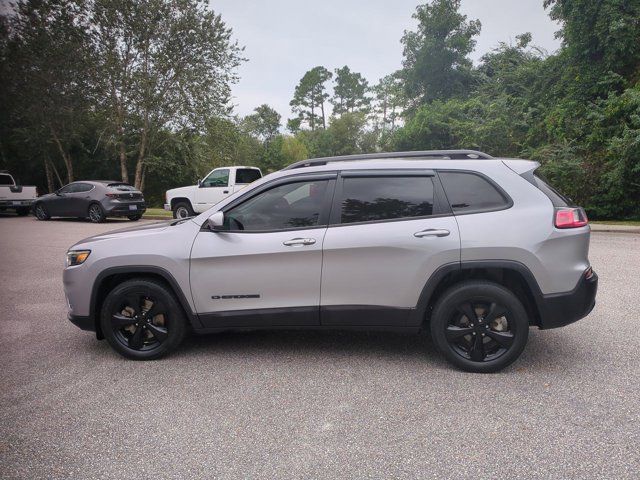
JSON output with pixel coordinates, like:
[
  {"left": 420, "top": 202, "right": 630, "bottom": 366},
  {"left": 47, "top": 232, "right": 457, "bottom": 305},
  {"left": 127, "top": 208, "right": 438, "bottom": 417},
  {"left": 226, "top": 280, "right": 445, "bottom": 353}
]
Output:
[{"left": 63, "top": 150, "right": 597, "bottom": 372}]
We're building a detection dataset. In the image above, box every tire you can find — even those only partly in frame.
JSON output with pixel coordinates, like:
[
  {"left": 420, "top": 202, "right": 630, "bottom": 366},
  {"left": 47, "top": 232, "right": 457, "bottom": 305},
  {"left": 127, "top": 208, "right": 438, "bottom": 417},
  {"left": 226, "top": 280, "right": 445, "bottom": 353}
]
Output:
[
  {"left": 430, "top": 281, "right": 529, "bottom": 373},
  {"left": 127, "top": 214, "right": 142, "bottom": 221},
  {"left": 16, "top": 207, "right": 30, "bottom": 216},
  {"left": 172, "top": 201, "right": 194, "bottom": 219},
  {"left": 100, "top": 278, "right": 187, "bottom": 360},
  {"left": 88, "top": 203, "right": 106, "bottom": 223},
  {"left": 34, "top": 203, "right": 50, "bottom": 220}
]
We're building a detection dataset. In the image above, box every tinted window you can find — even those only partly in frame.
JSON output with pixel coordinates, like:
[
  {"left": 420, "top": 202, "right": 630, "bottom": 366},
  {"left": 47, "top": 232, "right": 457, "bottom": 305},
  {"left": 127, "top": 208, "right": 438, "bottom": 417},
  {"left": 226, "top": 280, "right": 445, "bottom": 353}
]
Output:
[
  {"left": 340, "top": 176, "right": 434, "bottom": 224},
  {"left": 74, "top": 183, "right": 93, "bottom": 193},
  {"left": 235, "top": 169, "right": 261, "bottom": 184},
  {"left": 533, "top": 173, "right": 570, "bottom": 207},
  {"left": 0, "top": 174, "right": 13, "bottom": 185},
  {"left": 226, "top": 179, "right": 329, "bottom": 231},
  {"left": 439, "top": 171, "right": 508, "bottom": 213},
  {"left": 202, "top": 169, "right": 229, "bottom": 187}
]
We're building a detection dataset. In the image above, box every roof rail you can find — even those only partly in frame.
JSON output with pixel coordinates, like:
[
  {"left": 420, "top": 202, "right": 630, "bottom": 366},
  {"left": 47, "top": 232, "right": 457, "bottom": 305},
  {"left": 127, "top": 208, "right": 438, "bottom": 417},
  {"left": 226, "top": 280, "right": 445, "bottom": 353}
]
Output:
[{"left": 284, "top": 150, "right": 493, "bottom": 170}]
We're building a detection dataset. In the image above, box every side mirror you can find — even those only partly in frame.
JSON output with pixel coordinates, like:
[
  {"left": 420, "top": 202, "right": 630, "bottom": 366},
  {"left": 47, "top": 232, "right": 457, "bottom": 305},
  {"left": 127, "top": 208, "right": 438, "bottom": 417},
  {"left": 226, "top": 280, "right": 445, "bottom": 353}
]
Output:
[
  {"left": 206, "top": 211, "right": 225, "bottom": 231},
  {"left": 55, "top": 189, "right": 62, "bottom": 196},
  {"left": 198, "top": 179, "right": 203, "bottom": 188}
]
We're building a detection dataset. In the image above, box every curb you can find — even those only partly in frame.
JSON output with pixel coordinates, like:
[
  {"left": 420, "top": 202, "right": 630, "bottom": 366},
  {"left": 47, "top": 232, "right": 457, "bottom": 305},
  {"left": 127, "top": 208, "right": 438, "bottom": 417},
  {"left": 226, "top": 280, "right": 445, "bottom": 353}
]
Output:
[{"left": 590, "top": 225, "right": 640, "bottom": 234}]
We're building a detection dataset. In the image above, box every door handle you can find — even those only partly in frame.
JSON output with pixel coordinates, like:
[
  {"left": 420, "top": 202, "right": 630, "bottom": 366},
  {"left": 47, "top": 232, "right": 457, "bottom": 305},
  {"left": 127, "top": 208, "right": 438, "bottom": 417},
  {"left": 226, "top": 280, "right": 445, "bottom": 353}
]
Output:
[
  {"left": 223, "top": 190, "right": 229, "bottom": 194},
  {"left": 283, "top": 237, "right": 316, "bottom": 247},
  {"left": 414, "top": 229, "right": 450, "bottom": 238}
]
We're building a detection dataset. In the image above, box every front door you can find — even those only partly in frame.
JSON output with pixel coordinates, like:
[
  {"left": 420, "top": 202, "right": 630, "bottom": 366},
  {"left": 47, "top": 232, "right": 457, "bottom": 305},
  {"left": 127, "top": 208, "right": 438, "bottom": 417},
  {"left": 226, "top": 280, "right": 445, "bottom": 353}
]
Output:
[
  {"left": 194, "top": 168, "right": 231, "bottom": 212},
  {"left": 320, "top": 171, "right": 460, "bottom": 326},
  {"left": 190, "top": 174, "right": 336, "bottom": 328}
]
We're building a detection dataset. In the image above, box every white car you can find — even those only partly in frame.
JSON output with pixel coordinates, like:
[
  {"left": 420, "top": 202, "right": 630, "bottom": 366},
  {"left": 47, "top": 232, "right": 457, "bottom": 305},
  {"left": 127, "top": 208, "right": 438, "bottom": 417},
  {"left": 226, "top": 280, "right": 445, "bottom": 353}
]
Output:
[
  {"left": 0, "top": 170, "right": 38, "bottom": 216},
  {"left": 164, "top": 166, "right": 262, "bottom": 218}
]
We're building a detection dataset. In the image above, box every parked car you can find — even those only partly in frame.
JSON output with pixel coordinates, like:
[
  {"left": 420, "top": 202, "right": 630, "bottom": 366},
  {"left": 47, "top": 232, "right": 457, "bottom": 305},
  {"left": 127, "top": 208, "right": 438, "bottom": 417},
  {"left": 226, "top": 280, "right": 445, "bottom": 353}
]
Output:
[
  {"left": 34, "top": 180, "right": 146, "bottom": 223},
  {"left": 0, "top": 170, "right": 37, "bottom": 216},
  {"left": 64, "top": 150, "right": 597, "bottom": 372},
  {"left": 164, "top": 166, "right": 262, "bottom": 219}
]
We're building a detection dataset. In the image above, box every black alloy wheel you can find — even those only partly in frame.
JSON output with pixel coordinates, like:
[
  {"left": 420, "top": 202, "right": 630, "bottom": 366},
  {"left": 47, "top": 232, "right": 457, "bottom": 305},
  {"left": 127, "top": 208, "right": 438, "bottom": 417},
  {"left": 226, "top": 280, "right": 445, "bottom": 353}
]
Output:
[
  {"left": 88, "top": 203, "right": 106, "bottom": 223},
  {"left": 431, "top": 281, "right": 529, "bottom": 373},
  {"left": 100, "top": 278, "right": 187, "bottom": 360},
  {"left": 34, "top": 203, "right": 50, "bottom": 220}
]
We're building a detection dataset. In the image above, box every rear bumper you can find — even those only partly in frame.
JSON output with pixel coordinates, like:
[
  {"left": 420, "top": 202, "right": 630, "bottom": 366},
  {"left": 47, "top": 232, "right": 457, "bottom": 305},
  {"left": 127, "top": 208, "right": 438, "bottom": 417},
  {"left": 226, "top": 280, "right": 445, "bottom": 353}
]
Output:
[
  {"left": 103, "top": 203, "right": 146, "bottom": 216},
  {"left": 0, "top": 199, "right": 33, "bottom": 207},
  {"left": 69, "top": 314, "right": 95, "bottom": 332},
  {"left": 538, "top": 271, "right": 598, "bottom": 329}
]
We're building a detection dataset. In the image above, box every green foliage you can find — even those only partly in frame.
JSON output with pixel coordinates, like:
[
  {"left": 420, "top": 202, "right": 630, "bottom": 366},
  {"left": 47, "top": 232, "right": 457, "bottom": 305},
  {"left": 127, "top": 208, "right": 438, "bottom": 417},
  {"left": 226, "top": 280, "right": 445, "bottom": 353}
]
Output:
[
  {"left": 331, "top": 66, "right": 370, "bottom": 115},
  {"left": 242, "top": 104, "right": 281, "bottom": 142},
  {"left": 289, "top": 66, "right": 333, "bottom": 131},
  {"left": 400, "top": 0, "right": 481, "bottom": 105}
]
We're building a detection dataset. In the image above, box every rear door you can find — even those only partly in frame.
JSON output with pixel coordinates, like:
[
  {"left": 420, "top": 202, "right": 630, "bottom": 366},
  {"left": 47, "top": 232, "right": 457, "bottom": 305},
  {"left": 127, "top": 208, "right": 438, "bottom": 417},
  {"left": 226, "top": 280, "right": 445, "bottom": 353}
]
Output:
[
  {"left": 320, "top": 170, "right": 460, "bottom": 326},
  {"left": 66, "top": 182, "right": 94, "bottom": 216}
]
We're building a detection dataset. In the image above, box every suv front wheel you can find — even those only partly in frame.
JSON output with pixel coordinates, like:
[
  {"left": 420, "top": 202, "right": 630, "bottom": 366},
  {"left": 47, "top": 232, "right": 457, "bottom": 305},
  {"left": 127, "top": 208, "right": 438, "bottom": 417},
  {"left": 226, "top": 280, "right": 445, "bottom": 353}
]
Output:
[
  {"left": 430, "top": 281, "right": 529, "bottom": 373},
  {"left": 100, "top": 278, "right": 187, "bottom": 360}
]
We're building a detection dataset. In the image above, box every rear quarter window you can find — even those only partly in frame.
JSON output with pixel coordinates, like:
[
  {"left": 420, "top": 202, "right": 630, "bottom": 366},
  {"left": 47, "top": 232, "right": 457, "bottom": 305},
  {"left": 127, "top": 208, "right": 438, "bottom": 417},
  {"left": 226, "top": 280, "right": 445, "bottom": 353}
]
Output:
[
  {"left": 532, "top": 173, "right": 570, "bottom": 207},
  {"left": 235, "top": 169, "right": 262, "bottom": 184},
  {"left": 439, "top": 171, "right": 511, "bottom": 214}
]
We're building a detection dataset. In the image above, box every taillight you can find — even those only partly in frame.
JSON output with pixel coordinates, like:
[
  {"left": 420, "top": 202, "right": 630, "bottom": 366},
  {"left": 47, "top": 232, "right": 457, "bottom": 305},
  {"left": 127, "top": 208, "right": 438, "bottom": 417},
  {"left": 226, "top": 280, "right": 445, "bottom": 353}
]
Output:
[
  {"left": 105, "top": 193, "right": 118, "bottom": 198},
  {"left": 555, "top": 207, "right": 588, "bottom": 229}
]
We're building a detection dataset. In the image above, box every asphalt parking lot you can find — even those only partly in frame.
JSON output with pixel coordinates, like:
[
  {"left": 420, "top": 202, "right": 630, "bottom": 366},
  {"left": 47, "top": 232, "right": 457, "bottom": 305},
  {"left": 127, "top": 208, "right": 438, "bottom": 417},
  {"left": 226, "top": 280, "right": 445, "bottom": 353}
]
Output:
[{"left": 1, "top": 215, "right": 639, "bottom": 479}]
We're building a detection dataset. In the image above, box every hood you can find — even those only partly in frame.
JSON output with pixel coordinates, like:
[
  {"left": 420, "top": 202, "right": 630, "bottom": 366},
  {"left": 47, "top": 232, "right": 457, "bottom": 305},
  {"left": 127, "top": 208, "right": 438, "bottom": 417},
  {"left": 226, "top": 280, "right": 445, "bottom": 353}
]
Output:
[
  {"left": 71, "top": 219, "right": 179, "bottom": 248},
  {"left": 167, "top": 185, "right": 195, "bottom": 197}
]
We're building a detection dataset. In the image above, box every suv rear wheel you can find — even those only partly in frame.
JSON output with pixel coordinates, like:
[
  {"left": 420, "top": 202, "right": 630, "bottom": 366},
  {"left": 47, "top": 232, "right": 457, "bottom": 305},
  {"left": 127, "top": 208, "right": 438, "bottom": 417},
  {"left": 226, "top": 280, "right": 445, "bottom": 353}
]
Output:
[
  {"left": 430, "top": 281, "right": 529, "bottom": 373},
  {"left": 100, "top": 278, "right": 187, "bottom": 360}
]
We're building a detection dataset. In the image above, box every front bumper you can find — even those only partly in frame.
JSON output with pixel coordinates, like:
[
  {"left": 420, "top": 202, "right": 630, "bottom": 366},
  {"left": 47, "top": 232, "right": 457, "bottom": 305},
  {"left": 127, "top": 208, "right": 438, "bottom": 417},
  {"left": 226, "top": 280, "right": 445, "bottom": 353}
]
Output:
[
  {"left": 164, "top": 203, "right": 171, "bottom": 211},
  {"left": 68, "top": 314, "right": 95, "bottom": 332},
  {"left": 538, "top": 270, "right": 598, "bottom": 329}
]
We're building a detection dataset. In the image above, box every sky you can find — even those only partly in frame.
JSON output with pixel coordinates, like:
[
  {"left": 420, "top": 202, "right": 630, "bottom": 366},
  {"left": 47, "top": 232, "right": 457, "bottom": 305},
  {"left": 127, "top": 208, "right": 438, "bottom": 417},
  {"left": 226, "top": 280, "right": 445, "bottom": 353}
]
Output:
[{"left": 211, "top": 0, "right": 562, "bottom": 121}]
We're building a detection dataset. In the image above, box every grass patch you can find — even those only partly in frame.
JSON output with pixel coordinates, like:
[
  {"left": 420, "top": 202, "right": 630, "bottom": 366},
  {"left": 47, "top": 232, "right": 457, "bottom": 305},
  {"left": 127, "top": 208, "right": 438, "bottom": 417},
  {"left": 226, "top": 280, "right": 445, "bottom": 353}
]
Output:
[
  {"left": 144, "top": 207, "right": 172, "bottom": 218},
  {"left": 591, "top": 220, "right": 640, "bottom": 226}
]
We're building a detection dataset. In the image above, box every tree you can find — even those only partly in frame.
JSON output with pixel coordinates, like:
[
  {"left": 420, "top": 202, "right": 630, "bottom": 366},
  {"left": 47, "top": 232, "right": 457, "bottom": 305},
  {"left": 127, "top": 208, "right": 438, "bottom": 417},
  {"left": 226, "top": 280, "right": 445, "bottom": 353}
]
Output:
[
  {"left": 401, "top": 0, "right": 481, "bottom": 105},
  {"left": 91, "top": 0, "right": 244, "bottom": 189},
  {"left": 372, "top": 72, "right": 407, "bottom": 132},
  {"left": 2, "top": 0, "right": 95, "bottom": 185},
  {"left": 242, "top": 104, "right": 281, "bottom": 143},
  {"left": 289, "top": 66, "right": 332, "bottom": 131},
  {"left": 331, "top": 66, "right": 369, "bottom": 115}
]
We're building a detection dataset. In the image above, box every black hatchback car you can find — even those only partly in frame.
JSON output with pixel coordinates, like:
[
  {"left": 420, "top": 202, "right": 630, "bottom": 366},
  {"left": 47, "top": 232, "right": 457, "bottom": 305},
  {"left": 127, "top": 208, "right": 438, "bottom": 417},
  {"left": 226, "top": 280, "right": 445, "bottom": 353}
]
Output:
[{"left": 34, "top": 181, "right": 146, "bottom": 223}]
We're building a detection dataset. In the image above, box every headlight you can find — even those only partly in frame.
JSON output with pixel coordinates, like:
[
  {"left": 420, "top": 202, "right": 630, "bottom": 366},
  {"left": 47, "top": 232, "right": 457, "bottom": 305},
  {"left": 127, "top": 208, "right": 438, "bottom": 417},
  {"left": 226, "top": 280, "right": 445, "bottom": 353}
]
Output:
[{"left": 66, "top": 250, "right": 91, "bottom": 267}]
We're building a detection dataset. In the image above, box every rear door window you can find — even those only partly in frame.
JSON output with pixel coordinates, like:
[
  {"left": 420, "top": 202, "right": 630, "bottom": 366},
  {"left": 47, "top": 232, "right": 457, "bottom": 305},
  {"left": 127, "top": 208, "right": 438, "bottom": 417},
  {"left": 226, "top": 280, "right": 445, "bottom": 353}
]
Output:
[
  {"left": 74, "top": 183, "right": 94, "bottom": 193},
  {"left": 0, "top": 174, "right": 13, "bottom": 185},
  {"left": 338, "top": 176, "right": 434, "bottom": 224},
  {"left": 439, "top": 171, "right": 510, "bottom": 214},
  {"left": 235, "top": 169, "right": 261, "bottom": 184}
]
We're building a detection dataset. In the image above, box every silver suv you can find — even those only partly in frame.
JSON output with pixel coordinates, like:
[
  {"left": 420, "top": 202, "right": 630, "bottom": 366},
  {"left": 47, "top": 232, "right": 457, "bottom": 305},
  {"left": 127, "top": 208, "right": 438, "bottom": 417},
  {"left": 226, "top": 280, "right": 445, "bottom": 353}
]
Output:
[{"left": 63, "top": 150, "right": 598, "bottom": 372}]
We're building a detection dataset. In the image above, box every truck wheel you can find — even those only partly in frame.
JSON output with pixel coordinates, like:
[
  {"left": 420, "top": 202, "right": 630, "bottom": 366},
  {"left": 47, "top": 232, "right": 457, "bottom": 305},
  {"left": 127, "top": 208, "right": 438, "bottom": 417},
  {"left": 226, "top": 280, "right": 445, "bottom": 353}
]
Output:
[
  {"left": 173, "top": 202, "right": 194, "bottom": 219},
  {"left": 34, "top": 203, "right": 50, "bottom": 220},
  {"left": 430, "top": 281, "right": 529, "bottom": 373},
  {"left": 16, "top": 207, "right": 30, "bottom": 216},
  {"left": 100, "top": 278, "right": 187, "bottom": 360},
  {"left": 88, "top": 203, "right": 106, "bottom": 223}
]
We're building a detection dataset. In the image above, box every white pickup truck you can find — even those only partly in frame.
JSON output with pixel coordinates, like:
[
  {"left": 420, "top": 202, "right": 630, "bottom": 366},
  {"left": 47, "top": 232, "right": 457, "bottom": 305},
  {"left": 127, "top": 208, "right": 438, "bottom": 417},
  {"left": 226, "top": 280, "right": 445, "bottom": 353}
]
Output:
[
  {"left": 0, "top": 171, "right": 38, "bottom": 216},
  {"left": 164, "top": 166, "right": 262, "bottom": 219}
]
